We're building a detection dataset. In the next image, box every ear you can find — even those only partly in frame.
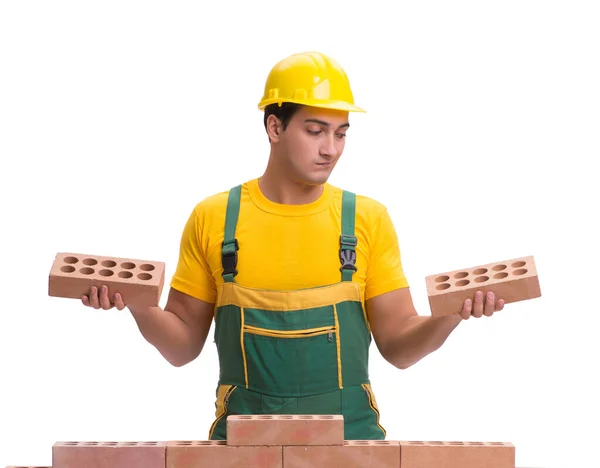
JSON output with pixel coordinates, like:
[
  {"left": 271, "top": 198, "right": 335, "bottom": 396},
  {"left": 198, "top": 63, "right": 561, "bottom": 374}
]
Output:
[{"left": 266, "top": 114, "right": 283, "bottom": 143}]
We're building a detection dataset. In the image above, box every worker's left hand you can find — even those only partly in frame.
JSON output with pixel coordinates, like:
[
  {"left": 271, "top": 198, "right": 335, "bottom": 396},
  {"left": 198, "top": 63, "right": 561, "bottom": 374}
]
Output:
[{"left": 460, "top": 290, "right": 505, "bottom": 319}]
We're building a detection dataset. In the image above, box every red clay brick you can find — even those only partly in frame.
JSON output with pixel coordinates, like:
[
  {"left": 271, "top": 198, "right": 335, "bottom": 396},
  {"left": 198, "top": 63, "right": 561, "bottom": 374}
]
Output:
[
  {"left": 226, "top": 414, "right": 344, "bottom": 446},
  {"left": 426, "top": 255, "right": 541, "bottom": 316},
  {"left": 48, "top": 252, "right": 165, "bottom": 307},
  {"left": 166, "top": 440, "right": 282, "bottom": 468},
  {"left": 399, "top": 440, "right": 516, "bottom": 468},
  {"left": 284, "top": 440, "right": 400, "bottom": 467},
  {"left": 52, "top": 440, "right": 166, "bottom": 468}
]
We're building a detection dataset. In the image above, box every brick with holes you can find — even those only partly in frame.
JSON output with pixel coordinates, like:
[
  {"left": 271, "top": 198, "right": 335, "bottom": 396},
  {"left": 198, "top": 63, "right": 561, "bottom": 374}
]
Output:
[
  {"left": 425, "top": 255, "right": 541, "bottom": 317},
  {"left": 48, "top": 252, "right": 165, "bottom": 307},
  {"left": 400, "top": 440, "right": 515, "bottom": 468},
  {"left": 226, "top": 414, "right": 344, "bottom": 446},
  {"left": 52, "top": 441, "right": 166, "bottom": 468},
  {"left": 166, "top": 440, "right": 282, "bottom": 468},
  {"left": 284, "top": 440, "right": 400, "bottom": 467}
]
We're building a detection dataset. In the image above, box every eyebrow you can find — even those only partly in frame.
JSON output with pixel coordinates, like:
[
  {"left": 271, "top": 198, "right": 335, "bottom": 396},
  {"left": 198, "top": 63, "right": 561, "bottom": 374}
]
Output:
[{"left": 304, "top": 118, "right": 350, "bottom": 129}]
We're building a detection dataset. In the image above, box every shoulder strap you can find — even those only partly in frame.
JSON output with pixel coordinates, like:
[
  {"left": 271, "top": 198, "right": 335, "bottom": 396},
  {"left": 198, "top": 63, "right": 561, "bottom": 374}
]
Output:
[
  {"left": 222, "top": 185, "right": 242, "bottom": 283},
  {"left": 340, "top": 190, "right": 357, "bottom": 281}
]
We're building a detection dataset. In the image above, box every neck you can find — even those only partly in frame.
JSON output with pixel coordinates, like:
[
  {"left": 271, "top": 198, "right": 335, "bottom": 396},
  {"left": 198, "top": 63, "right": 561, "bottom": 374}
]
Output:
[{"left": 259, "top": 162, "right": 324, "bottom": 205}]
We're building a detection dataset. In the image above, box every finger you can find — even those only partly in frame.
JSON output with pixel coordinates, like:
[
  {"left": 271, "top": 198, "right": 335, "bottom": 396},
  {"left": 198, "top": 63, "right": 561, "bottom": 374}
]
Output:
[
  {"left": 89, "top": 286, "right": 100, "bottom": 309},
  {"left": 472, "top": 291, "right": 484, "bottom": 318},
  {"left": 496, "top": 298, "right": 505, "bottom": 311},
  {"left": 113, "top": 293, "right": 126, "bottom": 311},
  {"left": 460, "top": 298, "right": 472, "bottom": 319},
  {"left": 99, "top": 285, "right": 112, "bottom": 310},
  {"left": 484, "top": 291, "right": 495, "bottom": 316}
]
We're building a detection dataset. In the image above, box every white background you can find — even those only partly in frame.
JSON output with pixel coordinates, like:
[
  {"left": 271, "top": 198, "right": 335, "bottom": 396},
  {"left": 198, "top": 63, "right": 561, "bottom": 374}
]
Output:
[{"left": 1, "top": 1, "right": 598, "bottom": 467}]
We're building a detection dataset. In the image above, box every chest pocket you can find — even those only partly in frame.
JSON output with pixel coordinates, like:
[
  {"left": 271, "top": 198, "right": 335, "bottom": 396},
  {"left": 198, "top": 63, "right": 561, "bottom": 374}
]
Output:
[{"left": 240, "top": 304, "right": 341, "bottom": 397}]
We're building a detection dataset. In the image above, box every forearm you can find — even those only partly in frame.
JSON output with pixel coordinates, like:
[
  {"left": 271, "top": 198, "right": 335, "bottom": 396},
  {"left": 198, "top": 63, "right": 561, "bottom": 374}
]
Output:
[
  {"left": 127, "top": 305, "right": 198, "bottom": 367},
  {"left": 384, "top": 314, "right": 462, "bottom": 369}
]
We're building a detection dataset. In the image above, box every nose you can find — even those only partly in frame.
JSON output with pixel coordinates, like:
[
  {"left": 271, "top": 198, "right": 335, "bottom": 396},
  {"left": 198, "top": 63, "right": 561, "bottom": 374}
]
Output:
[{"left": 320, "top": 133, "right": 337, "bottom": 158}]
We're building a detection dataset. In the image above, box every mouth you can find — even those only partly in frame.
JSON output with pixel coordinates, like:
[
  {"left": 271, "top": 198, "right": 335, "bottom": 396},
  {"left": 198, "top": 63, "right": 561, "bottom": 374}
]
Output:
[{"left": 316, "top": 161, "right": 332, "bottom": 167}]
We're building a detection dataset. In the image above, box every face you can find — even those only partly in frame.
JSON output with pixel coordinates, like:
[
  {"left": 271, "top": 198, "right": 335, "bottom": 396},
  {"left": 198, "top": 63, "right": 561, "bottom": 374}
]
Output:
[{"left": 267, "top": 106, "right": 350, "bottom": 186}]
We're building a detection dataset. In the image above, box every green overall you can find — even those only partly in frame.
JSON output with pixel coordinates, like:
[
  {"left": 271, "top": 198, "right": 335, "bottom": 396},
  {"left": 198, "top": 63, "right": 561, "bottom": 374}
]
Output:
[{"left": 208, "top": 185, "right": 386, "bottom": 441}]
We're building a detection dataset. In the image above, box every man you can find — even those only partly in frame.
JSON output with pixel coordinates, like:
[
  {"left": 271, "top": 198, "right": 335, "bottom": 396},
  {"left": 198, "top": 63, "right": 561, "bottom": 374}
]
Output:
[{"left": 82, "top": 51, "right": 505, "bottom": 440}]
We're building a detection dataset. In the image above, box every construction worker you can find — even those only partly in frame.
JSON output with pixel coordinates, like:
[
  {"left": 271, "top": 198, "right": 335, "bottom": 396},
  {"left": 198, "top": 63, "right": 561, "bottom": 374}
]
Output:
[{"left": 81, "top": 51, "right": 505, "bottom": 440}]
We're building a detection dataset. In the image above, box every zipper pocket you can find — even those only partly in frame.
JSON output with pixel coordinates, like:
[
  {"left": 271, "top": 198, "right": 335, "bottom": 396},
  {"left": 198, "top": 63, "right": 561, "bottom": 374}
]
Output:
[{"left": 244, "top": 324, "right": 335, "bottom": 339}]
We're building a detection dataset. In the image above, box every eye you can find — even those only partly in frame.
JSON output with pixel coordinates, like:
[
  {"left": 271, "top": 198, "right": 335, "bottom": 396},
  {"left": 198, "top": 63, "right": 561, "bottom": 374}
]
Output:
[
  {"left": 307, "top": 130, "right": 321, "bottom": 135},
  {"left": 335, "top": 133, "right": 347, "bottom": 139}
]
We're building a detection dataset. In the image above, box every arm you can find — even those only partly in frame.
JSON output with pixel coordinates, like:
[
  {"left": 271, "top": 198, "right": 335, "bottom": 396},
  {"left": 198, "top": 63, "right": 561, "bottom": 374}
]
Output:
[
  {"left": 366, "top": 287, "right": 462, "bottom": 369},
  {"left": 128, "top": 287, "right": 215, "bottom": 367}
]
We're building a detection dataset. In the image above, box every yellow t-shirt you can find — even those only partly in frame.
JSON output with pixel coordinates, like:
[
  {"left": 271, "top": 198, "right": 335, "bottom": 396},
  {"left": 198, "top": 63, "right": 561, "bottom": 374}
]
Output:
[{"left": 170, "top": 178, "right": 409, "bottom": 306}]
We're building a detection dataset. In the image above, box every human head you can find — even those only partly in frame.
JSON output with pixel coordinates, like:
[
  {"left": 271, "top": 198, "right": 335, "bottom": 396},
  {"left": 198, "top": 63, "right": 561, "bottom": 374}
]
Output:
[
  {"left": 264, "top": 103, "right": 350, "bottom": 186},
  {"left": 258, "top": 51, "right": 365, "bottom": 185}
]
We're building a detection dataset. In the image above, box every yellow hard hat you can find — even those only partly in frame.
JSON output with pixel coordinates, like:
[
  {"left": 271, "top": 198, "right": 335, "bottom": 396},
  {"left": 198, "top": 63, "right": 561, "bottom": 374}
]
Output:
[{"left": 258, "top": 51, "right": 365, "bottom": 113}]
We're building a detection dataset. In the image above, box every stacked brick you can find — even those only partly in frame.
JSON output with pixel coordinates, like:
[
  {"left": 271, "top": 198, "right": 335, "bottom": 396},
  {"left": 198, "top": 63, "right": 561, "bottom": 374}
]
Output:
[{"left": 6, "top": 414, "right": 520, "bottom": 467}]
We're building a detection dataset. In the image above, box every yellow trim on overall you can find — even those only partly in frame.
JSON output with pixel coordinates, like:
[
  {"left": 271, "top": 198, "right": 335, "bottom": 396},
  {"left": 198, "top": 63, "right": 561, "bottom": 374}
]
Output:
[
  {"left": 240, "top": 308, "right": 249, "bottom": 388},
  {"left": 243, "top": 324, "right": 333, "bottom": 338},
  {"left": 217, "top": 281, "right": 362, "bottom": 311},
  {"left": 333, "top": 304, "right": 343, "bottom": 389},
  {"left": 208, "top": 384, "right": 237, "bottom": 439},
  {"left": 362, "top": 383, "right": 386, "bottom": 437}
]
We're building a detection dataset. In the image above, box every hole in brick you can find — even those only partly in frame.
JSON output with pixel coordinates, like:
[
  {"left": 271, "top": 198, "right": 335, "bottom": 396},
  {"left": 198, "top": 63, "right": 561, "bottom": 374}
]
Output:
[
  {"left": 408, "top": 441, "right": 425, "bottom": 445},
  {"left": 99, "top": 269, "right": 114, "bottom": 277},
  {"left": 122, "top": 442, "right": 137, "bottom": 445},
  {"left": 175, "top": 441, "right": 193, "bottom": 445},
  {"left": 373, "top": 441, "right": 392, "bottom": 445},
  {"left": 428, "top": 441, "right": 443, "bottom": 445},
  {"left": 140, "top": 442, "right": 158, "bottom": 446},
  {"left": 83, "top": 442, "right": 98, "bottom": 445},
  {"left": 449, "top": 442, "right": 464, "bottom": 445},
  {"left": 493, "top": 272, "right": 508, "bottom": 279},
  {"left": 493, "top": 264, "right": 507, "bottom": 271},
  {"left": 237, "top": 415, "right": 253, "bottom": 419},
  {"left": 101, "top": 442, "right": 118, "bottom": 446},
  {"left": 320, "top": 415, "right": 335, "bottom": 419},
  {"left": 257, "top": 415, "right": 273, "bottom": 419},
  {"left": 195, "top": 441, "right": 222, "bottom": 445},
  {"left": 101, "top": 260, "right": 117, "bottom": 267},
  {"left": 63, "top": 442, "right": 79, "bottom": 445},
  {"left": 513, "top": 268, "right": 528, "bottom": 276},
  {"left": 353, "top": 441, "right": 370, "bottom": 445},
  {"left": 61, "top": 265, "right": 75, "bottom": 273},
  {"left": 121, "top": 262, "right": 136, "bottom": 269},
  {"left": 119, "top": 271, "right": 133, "bottom": 278},
  {"left": 80, "top": 267, "right": 94, "bottom": 275},
  {"left": 279, "top": 415, "right": 293, "bottom": 419},
  {"left": 469, "top": 442, "right": 484, "bottom": 445},
  {"left": 64, "top": 256, "right": 79, "bottom": 264},
  {"left": 455, "top": 279, "right": 469, "bottom": 287},
  {"left": 490, "top": 442, "right": 505, "bottom": 445},
  {"left": 140, "top": 263, "right": 155, "bottom": 271},
  {"left": 454, "top": 271, "right": 469, "bottom": 279},
  {"left": 474, "top": 275, "right": 489, "bottom": 283},
  {"left": 297, "top": 415, "right": 313, "bottom": 419},
  {"left": 473, "top": 268, "right": 488, "bottom": 275},
  {"left": 436, "top": 283, "right": 451, "bottom": 290},
  {"left": 83, "top": 258, "right": 98, "bottom": 266},
  {"left": 137, "top": 273, "right": 152, "bottom": 281},
  {"left": 435, "top": 275, "right": 450, "bottom": 282},
  {"left": 511, "top": 261, "right": 526, "bottom": 268}
]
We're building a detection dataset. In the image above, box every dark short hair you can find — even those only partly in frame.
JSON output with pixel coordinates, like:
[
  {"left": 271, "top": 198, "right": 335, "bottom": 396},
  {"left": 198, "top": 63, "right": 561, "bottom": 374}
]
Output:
[{"left": 263, "top": 102, "right": 302, "bottom": 139}]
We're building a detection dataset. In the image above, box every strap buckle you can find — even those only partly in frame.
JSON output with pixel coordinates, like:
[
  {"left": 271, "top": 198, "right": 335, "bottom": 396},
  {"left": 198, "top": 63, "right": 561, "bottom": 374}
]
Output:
[
  {"left": 339, "top": 234, "right": 358, "bottom": 272},
  {"left": 221, "top": 239, "right": 239, "bottom": 277}
]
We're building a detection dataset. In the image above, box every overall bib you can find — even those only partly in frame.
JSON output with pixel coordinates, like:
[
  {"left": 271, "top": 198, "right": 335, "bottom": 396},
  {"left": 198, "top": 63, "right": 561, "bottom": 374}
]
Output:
[{"left": 208, "top": 185, "right": 386, "bottom": 441}]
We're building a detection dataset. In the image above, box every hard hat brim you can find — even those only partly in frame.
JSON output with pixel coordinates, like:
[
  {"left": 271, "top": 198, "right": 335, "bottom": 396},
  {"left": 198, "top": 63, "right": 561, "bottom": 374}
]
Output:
[{"left": 258, "top": 98, "right": 366, "bottom": 113}]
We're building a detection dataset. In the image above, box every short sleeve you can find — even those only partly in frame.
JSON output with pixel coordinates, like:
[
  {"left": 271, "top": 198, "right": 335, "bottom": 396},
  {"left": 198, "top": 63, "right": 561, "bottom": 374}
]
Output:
[
  {"left": 170, "top": 205, "right": 217, "bottom": 303},
  {"left": 365, "top": 208, "right": 409, "bottom": 300}
]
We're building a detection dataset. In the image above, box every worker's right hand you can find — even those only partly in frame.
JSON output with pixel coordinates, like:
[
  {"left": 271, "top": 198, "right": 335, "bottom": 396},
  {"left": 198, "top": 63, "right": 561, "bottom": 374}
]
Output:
[{"left": 82, "top": 285, "right": 126, "bottom": 310}]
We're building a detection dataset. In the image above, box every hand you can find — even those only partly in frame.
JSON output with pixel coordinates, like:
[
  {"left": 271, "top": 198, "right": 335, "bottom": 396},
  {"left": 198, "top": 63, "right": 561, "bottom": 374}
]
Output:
[
  {"left": 82, "top": 285, "right": 126, "bottom": 310},
  {"left": 459, "top": 290, "right": 504, "bottom": 319}
]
